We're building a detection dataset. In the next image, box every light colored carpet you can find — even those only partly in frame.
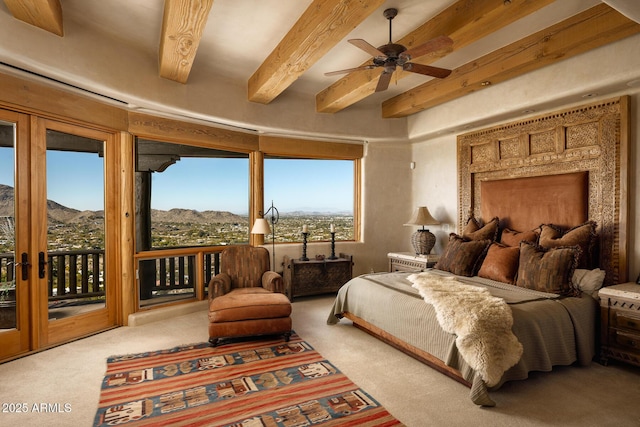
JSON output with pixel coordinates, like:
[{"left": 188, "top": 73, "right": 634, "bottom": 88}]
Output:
[{"left": 1, "top": 295, "right": 639, "bottom": 427}]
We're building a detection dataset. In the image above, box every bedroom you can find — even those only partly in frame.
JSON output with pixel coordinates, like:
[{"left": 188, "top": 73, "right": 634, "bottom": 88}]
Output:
[{"left": 0, "top": 0, "right": 640, "bottom": 425}]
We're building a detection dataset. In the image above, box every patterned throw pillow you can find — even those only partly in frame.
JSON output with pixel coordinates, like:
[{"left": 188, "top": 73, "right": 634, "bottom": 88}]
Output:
[
  {"left": 500, "top": 228, "right": 539, "bottom": 247},
  {"left": 435, "top": 234, "right": 491, "bottom": 277},
  {"left": 538, "top": 221, "right": 596, "bottom": 268},
  {"left": 477, "top": 243, "right": 520, "bottom": 284},
  {"left": 515, "top": 241, "right": 581, "bottom": 295},
  {"left": 462, "top": 216, "right": 499, "bottom": 241}
]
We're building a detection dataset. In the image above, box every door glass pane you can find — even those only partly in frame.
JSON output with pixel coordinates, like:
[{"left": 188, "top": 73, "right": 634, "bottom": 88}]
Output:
[
  {"left": 46, "top": 130, "right": 106, "bottom": 320},
  {"left": 0, "top": 121, "right": 16, "bottom": 329}
]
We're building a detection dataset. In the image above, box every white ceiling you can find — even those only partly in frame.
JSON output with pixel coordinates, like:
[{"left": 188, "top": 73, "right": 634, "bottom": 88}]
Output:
[{"left": 43, "top": 0, "right": 604, "bottom": 103}]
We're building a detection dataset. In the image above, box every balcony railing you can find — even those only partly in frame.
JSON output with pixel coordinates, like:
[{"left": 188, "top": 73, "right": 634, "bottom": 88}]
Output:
[
  {"left": 0, "top": 250, "right": 106, "bottom": 301},
  {"left": 135, "top": 247, "right": 223, "bottom": 305},
  {"left": 1, "top": 248, "right": 223, "bottom": 305}
]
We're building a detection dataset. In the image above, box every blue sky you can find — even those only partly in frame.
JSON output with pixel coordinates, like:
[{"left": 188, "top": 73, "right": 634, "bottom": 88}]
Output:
[
  {"left": 0, "top": 147, "right": 353, "bottom": 214},
  {"left": 153, "top": 157, "right": 353, "bottom": 214}
]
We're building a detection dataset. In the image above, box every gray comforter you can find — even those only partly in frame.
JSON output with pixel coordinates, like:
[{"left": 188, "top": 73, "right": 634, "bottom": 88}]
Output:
[{"left": 327, "top": 270, "right": 598, "bottom": 406}]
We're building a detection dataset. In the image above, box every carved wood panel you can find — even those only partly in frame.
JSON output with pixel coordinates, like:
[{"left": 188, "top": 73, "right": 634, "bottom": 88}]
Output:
[{"left": 457, "top": 96, "right": 629, "bottom": 285}]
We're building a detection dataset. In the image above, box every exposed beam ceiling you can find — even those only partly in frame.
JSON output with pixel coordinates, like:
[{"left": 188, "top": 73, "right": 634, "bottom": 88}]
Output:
[
  {"left": 3, "top": 0, "right": 63, "bottom": 36},
  {"left": 159, "top": 0, "right": 214, "bottom": 84},
  {"left": 382, "top": 3, "right": 640, "bottom": 118},
  {"left": 316, "top": 0, "right": 555, "bottom": 114},
  {"left": 2, "top": 0, "right": 640, "bottom": 121},
  {"left": 247, "top": 0, "right": 386, "bottom": 104}
]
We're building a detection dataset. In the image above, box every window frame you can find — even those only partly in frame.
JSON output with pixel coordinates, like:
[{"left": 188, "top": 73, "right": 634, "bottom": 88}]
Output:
[{"left": 255, "top": 135, "right": 362, "bottom": 245}]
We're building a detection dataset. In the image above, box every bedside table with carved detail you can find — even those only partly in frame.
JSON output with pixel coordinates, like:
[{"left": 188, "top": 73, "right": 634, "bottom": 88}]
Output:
[
  {"left": 599, "top": 282, "right": 640, "bottom": 367},
  {"left": 283, "top": 253, "right": 353, "bottom": 301},
  {"left": 387, "top": 252, "right": 439, "bottom": 273}
]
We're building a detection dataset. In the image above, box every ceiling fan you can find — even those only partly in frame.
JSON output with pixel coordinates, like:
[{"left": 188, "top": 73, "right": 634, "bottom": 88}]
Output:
[{"left": 325, "top": 8, "right": 453, "bottom": 92}]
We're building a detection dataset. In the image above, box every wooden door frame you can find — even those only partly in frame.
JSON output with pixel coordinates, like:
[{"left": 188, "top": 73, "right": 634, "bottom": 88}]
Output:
[
  {"left": 31, "top": 117, "right": 119, "bottom": 348},
  {"left": 0, "top": 109, "right": 31, "bottom": 360}
]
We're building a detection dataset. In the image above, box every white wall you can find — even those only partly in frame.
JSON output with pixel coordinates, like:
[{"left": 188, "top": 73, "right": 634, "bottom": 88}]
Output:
[
  {"left": 408, "top": 34, "right": 640, "bottom": 282},
  {"left": 409, "top": 135, "right": 458, "bottom": 255}
]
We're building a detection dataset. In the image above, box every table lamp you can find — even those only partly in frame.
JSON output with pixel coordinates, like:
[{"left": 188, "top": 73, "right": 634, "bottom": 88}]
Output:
[{"left": 404, "top": 206, "right": 440, "bottom": 255}]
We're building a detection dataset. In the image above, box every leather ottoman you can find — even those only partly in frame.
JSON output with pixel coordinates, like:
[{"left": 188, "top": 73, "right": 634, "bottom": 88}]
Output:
[{"left": 208, "top": 287, "right": 292, "bottom": 346}]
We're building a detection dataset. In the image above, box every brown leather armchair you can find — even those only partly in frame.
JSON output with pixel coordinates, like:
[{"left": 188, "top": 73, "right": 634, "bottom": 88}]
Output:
[{"left": 208, "top": 246, "right": 292, "bottom": 346}]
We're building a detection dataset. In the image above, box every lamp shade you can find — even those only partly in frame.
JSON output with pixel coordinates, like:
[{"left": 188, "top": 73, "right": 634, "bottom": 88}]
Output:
[
  {"left": 251, "top": 218, "right": 271, "bottom": 235},
  {"left": 404, "top": 206, "right": 440, "bottom": 227}
]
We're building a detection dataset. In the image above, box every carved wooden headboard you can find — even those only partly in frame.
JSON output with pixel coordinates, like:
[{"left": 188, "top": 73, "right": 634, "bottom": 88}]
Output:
[{"left": 457, "top": 96, "right": 630, "bottom": 285}]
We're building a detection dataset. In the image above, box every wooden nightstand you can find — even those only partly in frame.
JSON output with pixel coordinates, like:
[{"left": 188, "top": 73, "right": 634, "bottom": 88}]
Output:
[
  {"left": 283, "top": 253, "right": 353, "bottom": 301},
  {"left": 387, "top": 252, "right": 439, "bottom": 273},
  {"left": 599, "top": 283, "right": 640, "bottom": 367}
]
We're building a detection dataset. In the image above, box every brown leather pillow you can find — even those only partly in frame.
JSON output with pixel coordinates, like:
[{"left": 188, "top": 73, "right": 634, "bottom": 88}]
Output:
[
  {"left": 500, "top": 228, "right": 539, "bottom": 247},
  {"left": 478, "top": 243, "right": 520, "bottom": 284},
  {"left": 515, "top": 241, "right": 581, "bottom": 295},
  {"left": 434, "top": 234, "right": 491, "bottom": 277},
  {"left": 538, "top": 221, "right": 596, "bottom": 268},
  {"left": 462, "top": 216, "right": 499, "bottom": 241}
]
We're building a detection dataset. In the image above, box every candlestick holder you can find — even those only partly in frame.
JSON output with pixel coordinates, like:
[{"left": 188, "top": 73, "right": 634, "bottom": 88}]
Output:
[
  {"left": 300, "top": 232, "right": 309, "bottom": 261},
  {"left": 328, "top": 232, "right": 338, "bottom": 259}
]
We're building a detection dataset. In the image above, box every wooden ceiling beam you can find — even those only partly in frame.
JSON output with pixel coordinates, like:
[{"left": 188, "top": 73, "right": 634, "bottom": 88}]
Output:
[
  {"left": 382, "top": 4, "right": 640, "bottom": 118},
  {"left": 316, "top": 0, "right": 555, "bottom": 114},
  {"left": 159, "top": 0, "right": 214, "bottom": 84},
  {"left": 248, "top": 0, "right": 386, "bottom": 104},
  {"left": 3, "top": 0, "right": 63, "bottom": 36}
]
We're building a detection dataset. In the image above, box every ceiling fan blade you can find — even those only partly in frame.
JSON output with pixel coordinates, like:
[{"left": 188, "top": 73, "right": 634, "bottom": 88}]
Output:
[
  {"left": 375, "top": 70, "right": 393, "bottom": 92},
  {"left": 399, "top": 35, "right": 453, "bottom": 61},
  {"left": 403, "top": 62, "right": 452, "bottom": 79},
  {"left": 349, "top": 39, "right": 387, "bottom": 58},
  {"left": 324, "top": 65, "right": 376, "bottom": 76}
]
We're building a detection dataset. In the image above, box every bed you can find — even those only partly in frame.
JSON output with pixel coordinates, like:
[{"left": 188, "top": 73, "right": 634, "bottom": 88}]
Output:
[
  {"left": 328, "top": 97, "right": 630, "bottom": 406},
  {"left": 328, "top": 268, "right": 599, "bottom": 406}
]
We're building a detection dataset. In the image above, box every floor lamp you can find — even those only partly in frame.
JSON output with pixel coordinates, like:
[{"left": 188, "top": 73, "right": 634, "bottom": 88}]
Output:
[{"left": 251, "top": 201, "right": 279, "bottom": 271}]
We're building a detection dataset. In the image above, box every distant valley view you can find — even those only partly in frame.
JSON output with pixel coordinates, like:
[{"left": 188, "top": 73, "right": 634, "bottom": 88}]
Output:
[{"left": 0, "top": 184, "right": 353, "bottom": 252}]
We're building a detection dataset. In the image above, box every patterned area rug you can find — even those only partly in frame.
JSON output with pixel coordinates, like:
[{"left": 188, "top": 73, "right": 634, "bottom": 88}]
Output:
[{"left": 93, "top": 333, "right": 402, "bottom": 426}]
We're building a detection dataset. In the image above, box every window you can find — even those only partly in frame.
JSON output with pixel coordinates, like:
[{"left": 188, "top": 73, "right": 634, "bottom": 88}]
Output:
[
  {"left": 264, "top": 157, "right": 355, "bottom": 242},
  {"left": 135, "top": 139, "right": 250, "bottom": 250}
]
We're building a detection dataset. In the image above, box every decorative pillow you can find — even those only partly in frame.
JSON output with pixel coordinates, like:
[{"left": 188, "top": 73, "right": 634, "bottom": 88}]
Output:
[
  {"left": 434, "top": 234, "right": 491, "bottom": 277},
  {"left": 477, "top": 243, "right": 520, "bottom": 284},
  {"left": 500, "top": 228, "right": 539, "bottom": 247},
  {"left": 538, "top": 221, "right": 596, "bottom": 269},
  {"left": 515, "top": 241, "right": 581, "bottom": 295},
  {"left": 572, "top": 268, "right": 606, "bottom": 298},
  {"left": 462, "top": 216, "right": 499, "bottom": 241}
]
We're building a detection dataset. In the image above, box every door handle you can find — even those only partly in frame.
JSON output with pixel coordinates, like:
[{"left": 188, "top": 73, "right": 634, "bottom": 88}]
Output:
[
  {"left": 21, "top": 252, "right": 29, "bottom": 280},
  {"left": 39, "top": 252, "right": 48, "bottom": 279}
]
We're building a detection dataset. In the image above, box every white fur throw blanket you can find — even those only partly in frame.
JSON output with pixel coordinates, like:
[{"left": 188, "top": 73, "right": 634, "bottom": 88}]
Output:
[{"left": 408, "top": 272, "right": 523, "bottom": 387}]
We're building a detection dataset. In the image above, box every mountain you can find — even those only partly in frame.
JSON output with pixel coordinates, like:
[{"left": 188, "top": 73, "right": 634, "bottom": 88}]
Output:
[
  {"left": 0, "top": 184, "right": 245, "bottom": 224},
  {"left": 150, "top": 208, "right": 245, "bottom": 224},
  {"left": 281, "top": 210, "right": 353, "bottom": 216}
]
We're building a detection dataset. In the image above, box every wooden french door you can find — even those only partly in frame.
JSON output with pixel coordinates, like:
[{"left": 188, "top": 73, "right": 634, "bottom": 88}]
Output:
[{"left": 0, "top": 111, "right": 118, "bottom": 361}]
